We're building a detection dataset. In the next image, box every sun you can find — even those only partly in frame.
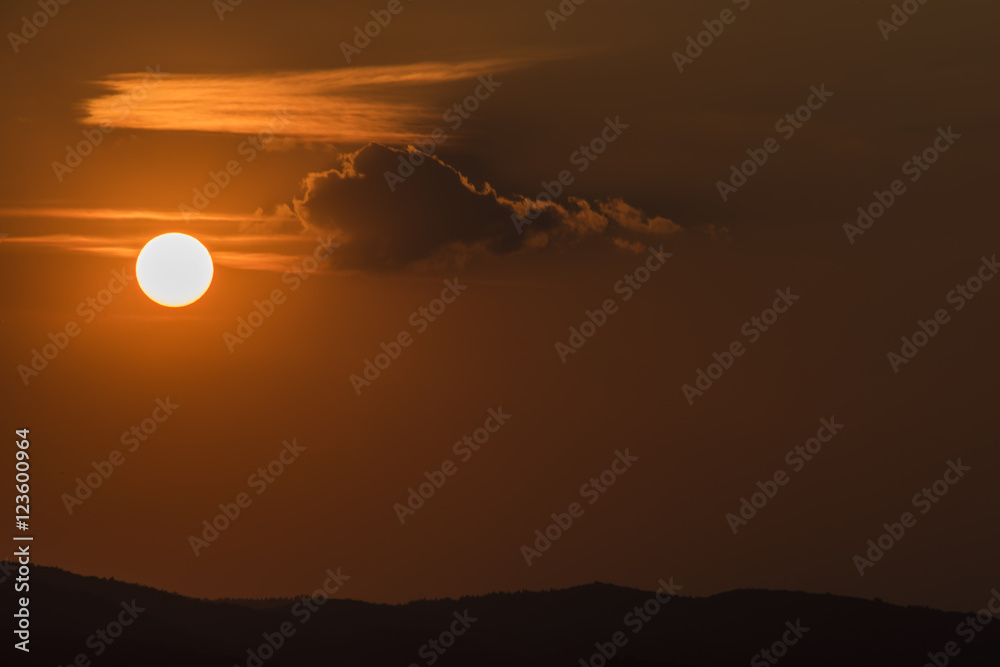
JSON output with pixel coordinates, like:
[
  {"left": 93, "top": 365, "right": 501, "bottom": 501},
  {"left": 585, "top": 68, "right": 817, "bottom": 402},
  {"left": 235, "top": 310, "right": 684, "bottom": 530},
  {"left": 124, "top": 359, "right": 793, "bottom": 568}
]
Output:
[{"left": 136, "top": 233, "right": 214, "bottom": 307}]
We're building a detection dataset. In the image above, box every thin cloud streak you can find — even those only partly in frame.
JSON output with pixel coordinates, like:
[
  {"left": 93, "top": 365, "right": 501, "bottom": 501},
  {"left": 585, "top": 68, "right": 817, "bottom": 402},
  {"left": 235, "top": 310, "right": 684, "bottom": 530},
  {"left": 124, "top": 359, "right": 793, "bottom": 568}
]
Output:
[
  {"left": 5, "top": 231, "right": 322, "bottom": 273},
  {"left": 0, "top": 207, "right": 281, "bottom": 224},
  {"left": 80, "top": 59, "right": 530, "bottom": 143}
]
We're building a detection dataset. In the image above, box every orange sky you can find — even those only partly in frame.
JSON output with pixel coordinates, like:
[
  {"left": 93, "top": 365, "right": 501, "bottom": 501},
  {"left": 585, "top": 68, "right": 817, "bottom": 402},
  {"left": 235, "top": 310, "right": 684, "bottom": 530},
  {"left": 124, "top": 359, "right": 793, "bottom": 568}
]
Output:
[{"left": 1, "top": 0, "right": 998, "bottom": 612}]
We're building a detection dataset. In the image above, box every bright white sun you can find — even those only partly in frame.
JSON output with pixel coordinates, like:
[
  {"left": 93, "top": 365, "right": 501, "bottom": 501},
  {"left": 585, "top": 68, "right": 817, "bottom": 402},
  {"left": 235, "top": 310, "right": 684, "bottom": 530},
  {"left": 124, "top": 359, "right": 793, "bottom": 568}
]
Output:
[{"left": 136, "top": 233, "right": 214, "bottom": 307}]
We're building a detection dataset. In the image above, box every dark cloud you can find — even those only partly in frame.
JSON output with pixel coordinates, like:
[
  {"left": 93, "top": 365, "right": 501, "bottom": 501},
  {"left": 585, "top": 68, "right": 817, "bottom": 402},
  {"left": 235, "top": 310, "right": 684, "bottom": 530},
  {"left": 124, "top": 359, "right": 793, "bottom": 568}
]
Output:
[{"left": 294, "top": 143, "right": 678, "bottom": 270}]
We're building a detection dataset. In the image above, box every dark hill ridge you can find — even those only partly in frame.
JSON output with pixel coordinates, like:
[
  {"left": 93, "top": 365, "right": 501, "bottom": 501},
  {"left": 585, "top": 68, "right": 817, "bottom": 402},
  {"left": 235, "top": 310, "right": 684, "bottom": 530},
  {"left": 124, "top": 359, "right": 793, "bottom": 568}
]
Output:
[{"left": 5, "top": 564, "right": 999, "bottom": 666}]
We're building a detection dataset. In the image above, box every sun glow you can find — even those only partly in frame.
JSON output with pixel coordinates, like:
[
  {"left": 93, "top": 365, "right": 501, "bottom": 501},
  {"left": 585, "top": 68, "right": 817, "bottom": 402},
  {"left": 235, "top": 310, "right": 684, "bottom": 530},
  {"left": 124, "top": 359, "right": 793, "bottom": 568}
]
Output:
[{"left": 136, "top": 233, "right": 214, "bottom": 307}]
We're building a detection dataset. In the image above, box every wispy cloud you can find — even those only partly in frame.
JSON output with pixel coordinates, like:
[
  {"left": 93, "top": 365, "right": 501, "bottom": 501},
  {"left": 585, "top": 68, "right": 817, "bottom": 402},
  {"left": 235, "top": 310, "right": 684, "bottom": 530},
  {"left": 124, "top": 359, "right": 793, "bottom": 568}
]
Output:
[
  {"left": 4, "top": 232, "right": 321, "bottom": 273},
  {"left": 80, "top": 59, "right": 528, "bottom": 143},
  {"left": 0, "top": 207, "right": 260, "bottom": 224},
  {"left": 0, "top": 205, "right": 320, "bottom": 272}
]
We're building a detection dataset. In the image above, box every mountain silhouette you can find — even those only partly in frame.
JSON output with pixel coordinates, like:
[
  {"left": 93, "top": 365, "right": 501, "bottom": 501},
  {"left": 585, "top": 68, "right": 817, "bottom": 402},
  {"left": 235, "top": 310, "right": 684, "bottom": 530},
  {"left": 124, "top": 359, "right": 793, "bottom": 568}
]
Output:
[{"left": 5, "top": 564, "right": 998, "bottom": 666}]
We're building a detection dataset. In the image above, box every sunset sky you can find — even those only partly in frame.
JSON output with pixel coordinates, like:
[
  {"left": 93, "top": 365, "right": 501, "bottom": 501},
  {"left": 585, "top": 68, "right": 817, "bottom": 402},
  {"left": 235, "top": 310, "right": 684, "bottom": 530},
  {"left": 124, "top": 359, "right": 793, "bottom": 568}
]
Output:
[{"left": 2, "top": 0, "right": 998, "bottom": 613}]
